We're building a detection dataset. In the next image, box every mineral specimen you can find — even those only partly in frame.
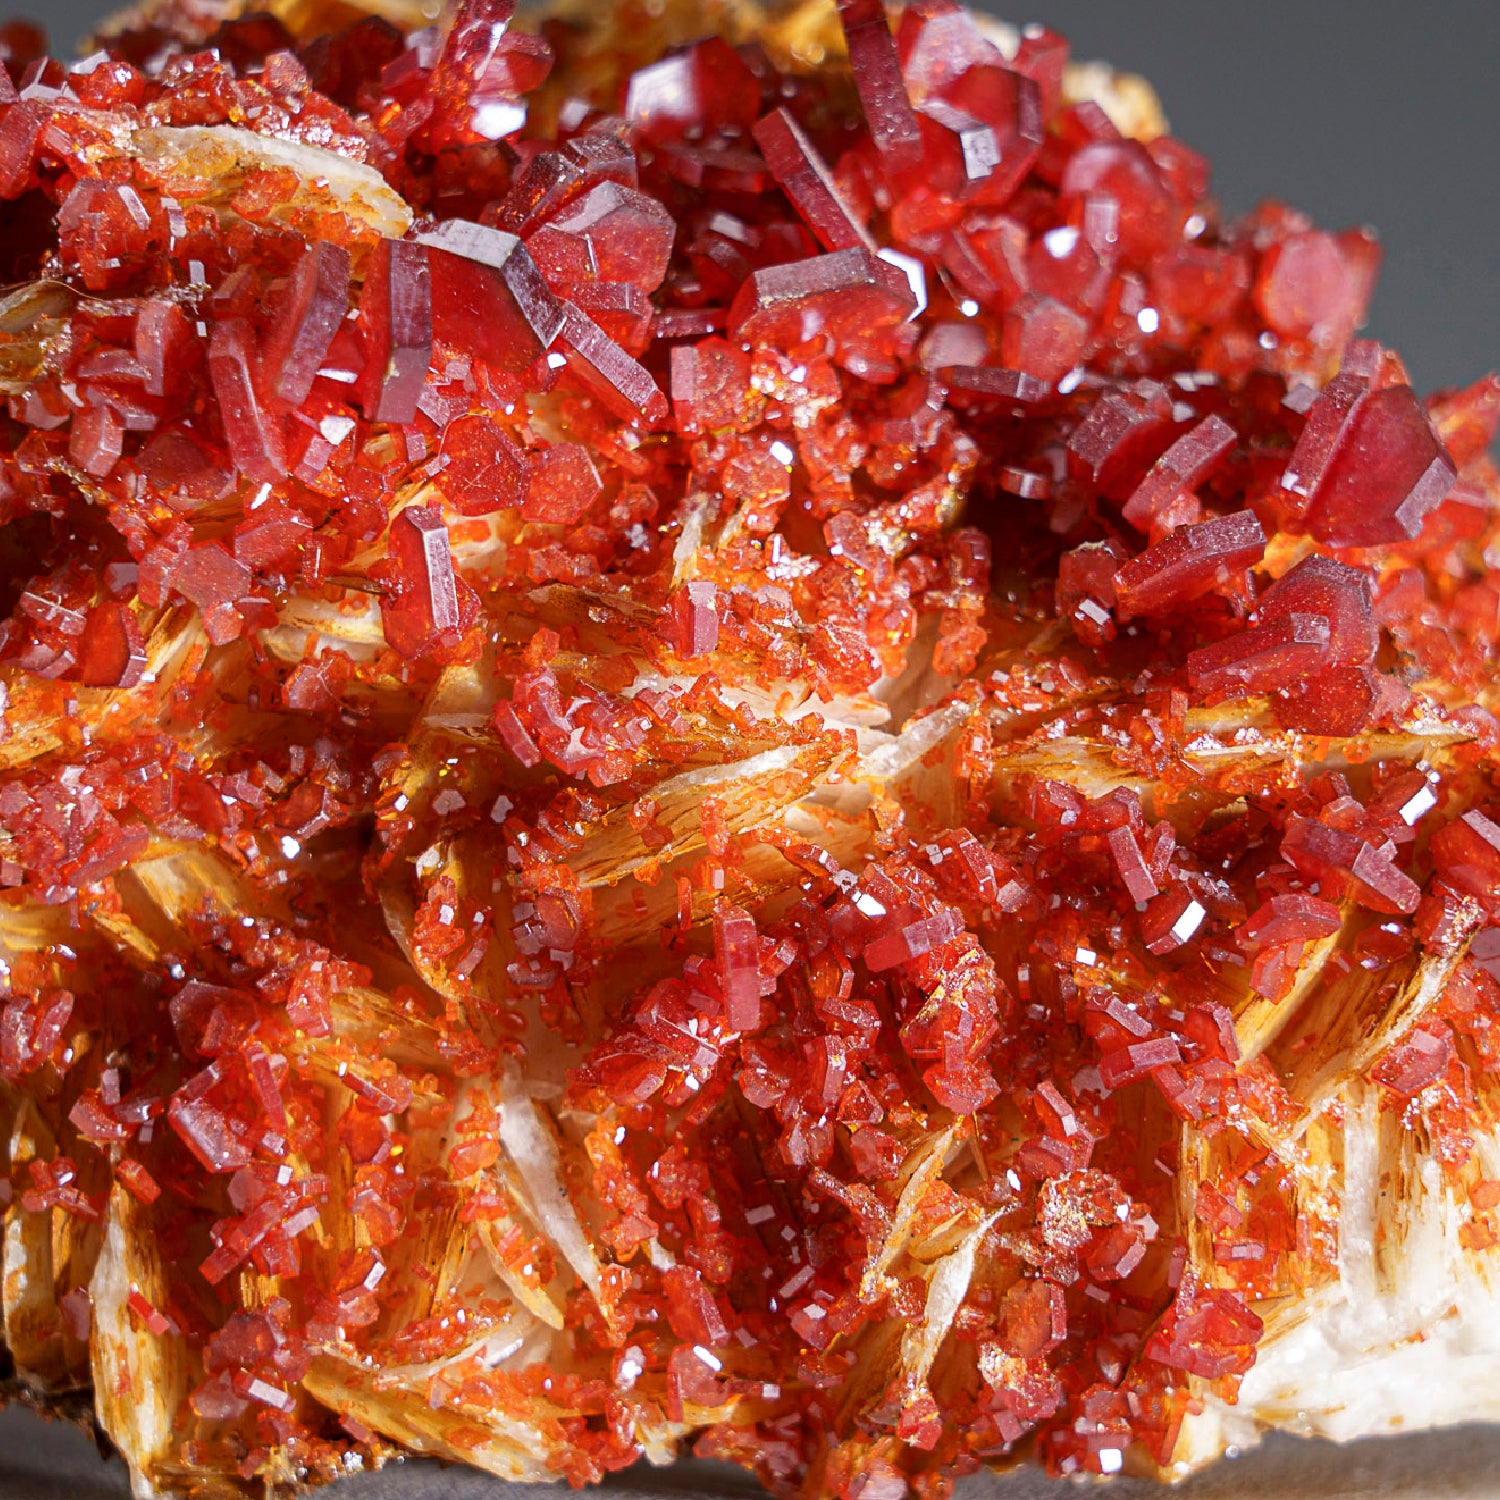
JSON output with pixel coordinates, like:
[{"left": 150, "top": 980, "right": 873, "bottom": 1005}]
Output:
[{"left": 0, "top": 0, "right": 1497, "bottom": 1497}]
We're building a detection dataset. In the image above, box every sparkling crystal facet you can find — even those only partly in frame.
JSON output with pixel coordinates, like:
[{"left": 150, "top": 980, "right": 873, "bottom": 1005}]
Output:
[
  {"left": 753, "top": 106, "right": 875, "bottom": 253},
  {"left": 357, "top": 239, "right": 433, "bottom": 424},
  {"left": 418, "top": 219, "right": 565, "bottom": 374},
  {"left": 837, "top": 0, "right": 924, "bottom": 172},
  {"left": 208, "top": 319, "right": 288, "bottom": 481},
  {"left": 262, "top": 240, "right": 352, "bottom": 406},
  {"left": 3, "top": 3, "right": 1499, "bottom": 1493},
  {"left": 382, "top": 504, "right": 475, "bottom": 658}
]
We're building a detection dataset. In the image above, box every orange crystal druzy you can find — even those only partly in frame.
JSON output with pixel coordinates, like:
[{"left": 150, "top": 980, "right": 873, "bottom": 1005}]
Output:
[{"left": 1, "top": 0, "right": 1500, "bottom": 1496}]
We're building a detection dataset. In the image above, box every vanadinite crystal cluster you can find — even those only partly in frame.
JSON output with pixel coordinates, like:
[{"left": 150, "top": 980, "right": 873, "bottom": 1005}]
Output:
[{"left": 2, "top": 0, "right": 1500, "bottom": 1493}]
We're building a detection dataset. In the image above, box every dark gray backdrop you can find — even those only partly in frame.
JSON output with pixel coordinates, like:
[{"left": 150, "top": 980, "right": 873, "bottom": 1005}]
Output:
[
  {"left": 29, "top": 0, "right": 1498, "bottom": 391},
  {"left": 3, "top": 1, "right": 1499, "bottom": 1495}
]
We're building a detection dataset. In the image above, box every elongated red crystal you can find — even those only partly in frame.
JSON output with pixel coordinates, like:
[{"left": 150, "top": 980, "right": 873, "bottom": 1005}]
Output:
[
  {"left": 836, "top": 0, "right": 923, "bottom": 172},
  {"left": 714, "top": 903, "right": 762, "bottom": 1031},
  {"left": 76, "top": 604, "right": 147, "bottom": 689},
  {"left": 729, "top": 248, "right": 915, "bottom": 347},
  {"left": 863, "top": 910, "right": 961, "bottom": 970},
  {"left": 382, "top": 504, "right": 471, "bottom": 658},
  {"left": 526, "top": 181, "right": 675, "bottom": 293},
  {"left": 1282, "top": 817, "right": 1420, "bottom": 915},
  {"left": 1113, "top": 511, "right": 1265, "bottom": 619},
  {"left": 357, "top": 240, "right": 432, "bottom": 424},
  {"left": 1239, "top": 892, "right": 1342, "bottom": 952},
  {"left": 134, "top": 301, "right": 194, "bottom": 400},
  {"left": 1187, "top": 611, "right": 1330, "bottom": 698},
  {"left": 430, "top": 0, "right": 547, "bottom": 132},
  {"left": 1107, "top": 824, "right": 1158, "bottom": 903},
  {"left": 1432, "top": 811, "right": 1500, "bottom": 910},
  {"left": 569, "top": 281, "right": 653, "bottom": 352},
  {"left": 943, "top": 364, "right": 1052, "bottom": 406},
  {"left": 0, "top": 100, "right": 52, "bottom": 200},
  {"left": 1121, "top": 415, "right": 1236, "bottom": 532},
  {"left": 418, "top": 219, "right": 565, "bottom": 374},
  {"left": 1068, "top": 387, "right": 1174, "bottom": 498},
  {"left": 624, "top": 36, "right": 760, "bottom": 138},
  {"left": 1141, "top": 887, "right": 1206, "bottom": 954},
  {"left": 1305, "top": 384, "right": 1457, "bottom": 547},
  {"left": 169, "top": 542, "right": 257, "bottom": 646},
  {"left": 169, "top": 1094, "right": 253, "bottom": 1174},
  {"left": 664, "top": 580, "right": 719, "bottom": 656},
  {"left": 1255, "top": 555, "right": 1376, "bottom": 666},
  {"left": 556, "top": 304, "right": 669, "bottom": 425},
  {"left": 208, "top": 319, "right": 288, "bottom": 481},
  {"left": 1146, "top": 1283, "right": 1262, "bottom": 1381},
  {"left": 753, "top": 107, "right": 875, "bottom": 253},
  {"left": 1279, "top": 371, "right": 1367, "bottom": 521},
  {"left": 937, "top": 64, "right": 1043, "bottom": 204},
  {"left": 69, "top": 402, "right": 125, "bottom": 479},
  {"left": 262, "top": 240, "right": 352, "bottom": 405},
  {"left": 493, "top": 699, "right": 541, "bottom": 766},
  {"left": 897, "top": 0, "right": 1006, "bottom": 98}
]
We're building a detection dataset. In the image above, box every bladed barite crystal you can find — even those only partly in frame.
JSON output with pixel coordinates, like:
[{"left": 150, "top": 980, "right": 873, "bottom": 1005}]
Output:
[{"left": 0, "top": 1, "right": 1497, "bottom": 1498}]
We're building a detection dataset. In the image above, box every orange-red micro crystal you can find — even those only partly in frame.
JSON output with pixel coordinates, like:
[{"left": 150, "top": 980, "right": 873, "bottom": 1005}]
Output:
[{"left": 1, "top": 0, "right": 1499, "bottom": 1496}]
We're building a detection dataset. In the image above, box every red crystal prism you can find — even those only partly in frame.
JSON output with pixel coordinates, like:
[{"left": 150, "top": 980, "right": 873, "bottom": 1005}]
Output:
[{"left": 1, "top": 3, "right": 1498, "bottom": 1497}]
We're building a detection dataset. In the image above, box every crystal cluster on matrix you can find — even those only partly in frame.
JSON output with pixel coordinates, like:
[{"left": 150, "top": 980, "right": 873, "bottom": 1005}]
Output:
[{"left": 1, "top": 0, "right": 1499, "bottom": 1496}]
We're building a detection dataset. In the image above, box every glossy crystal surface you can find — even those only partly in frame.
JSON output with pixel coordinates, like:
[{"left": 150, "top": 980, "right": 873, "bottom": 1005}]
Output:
[{"left": 0, "top": 1, "right": 1496, "bottom": 1497}]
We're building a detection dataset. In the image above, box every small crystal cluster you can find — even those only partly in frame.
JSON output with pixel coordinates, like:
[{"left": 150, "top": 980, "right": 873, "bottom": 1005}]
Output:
[{"left": 1, "top": 0, "right": 1499, "bottom": 1495}]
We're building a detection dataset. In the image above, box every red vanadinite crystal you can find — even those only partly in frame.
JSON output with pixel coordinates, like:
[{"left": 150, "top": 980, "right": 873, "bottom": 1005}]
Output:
[
  {"left": 0, "top": 1, "right": 1496, "bottom": 1497},
  {"left": 357, "top": 239, "right": 433, "bottom": 424},
  {"left": 1112, "top": 511, "right": 1265, "bottom": 619},
  {"left": 1305, "top": 384, "right": 1457, "bottom": 547},
  {"left": 262, "top": 240, "right": 353, "bottom": 406},
  {"left": 380, "top": 503, "right": 478, "bottom": 657},
  {"left": 754, "top": 107, "right": 876, "bottom": 254}
]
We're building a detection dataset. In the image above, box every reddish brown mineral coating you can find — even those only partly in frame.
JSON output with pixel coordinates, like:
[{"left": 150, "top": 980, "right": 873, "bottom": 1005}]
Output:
[{"left": 0, "top": 0, "right": 1499, "bottom": 1497}]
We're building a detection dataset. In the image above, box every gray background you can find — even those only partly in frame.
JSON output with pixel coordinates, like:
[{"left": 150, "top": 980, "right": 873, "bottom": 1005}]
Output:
[{"left": 4, "top": 0, "right": 1500, "bottom": 1494}]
